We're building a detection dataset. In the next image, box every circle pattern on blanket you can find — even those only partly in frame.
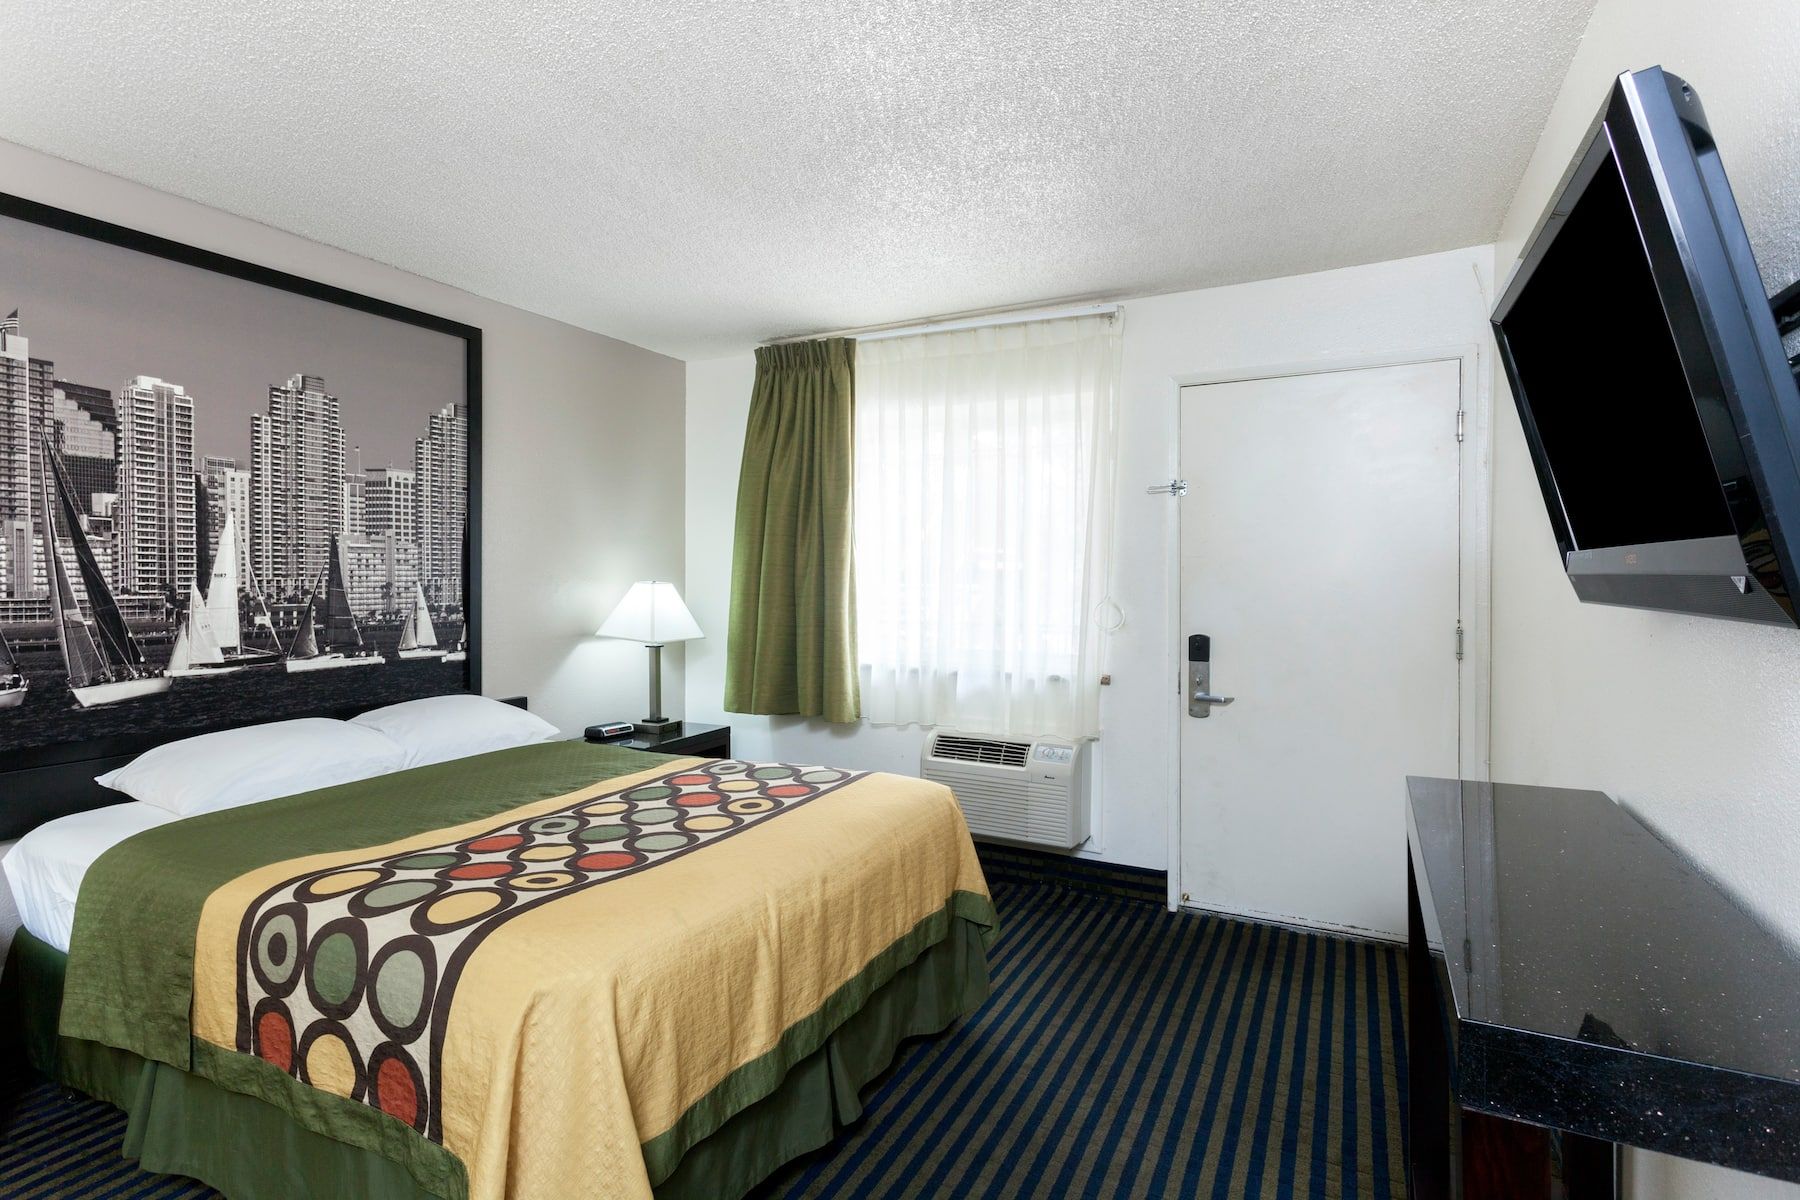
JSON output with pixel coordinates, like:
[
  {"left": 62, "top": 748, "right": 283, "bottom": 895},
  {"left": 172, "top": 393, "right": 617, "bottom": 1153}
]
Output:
[
  {"left": 464, "top": 833, "right": 525, "bottom": 854},
  {"left": 251, "top": 904, "right": 306, "bottom": 995},
  {"left": 254, "top": 1001, "right": 295, "bottom": 1072},
  {"left": 360, "top": 880, "right": 441, "bottom": 911},
  {"left": 574, "top": 849, "right": 640, "bottom": 871},
  {"left": 300, "top": 1025, "right": 361, "bottom": 1099},
  {"left": 674, "top": 790, "right": 727, "bottom": 808},
  {"left": 303, "top": 868, "right": 386, "bottom": 899},
  {"left": 390, "top": 852, "right": 461, "bottom": 872},
  {"left": 370, "top": 1044, "right": 425, "bottom": 1131},
  {"left": 421, "top": 889, "right": 506, "bottom": 930},
  {"left": 307, "top": 919, "right": 367, "bottom": 1016},
  {"left": 238, "top": 758, "right": 867, "bottom": 1139},
  {"left": 702, "top": 760, "right": 747, "bottom": 776},
  {"left": 447, "top": 861, "right": 516, "bottom": 881},
  {"left": 369, "top": 937, "right": 435, "bottom": 1041},
  {"left": 511, "top": 871, "right": 577, "bottom": 890}
]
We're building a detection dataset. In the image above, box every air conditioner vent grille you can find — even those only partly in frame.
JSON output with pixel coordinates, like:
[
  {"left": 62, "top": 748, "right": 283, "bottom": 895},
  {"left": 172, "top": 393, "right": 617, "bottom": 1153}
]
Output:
[{"left": 930, "top": 735, "right": 1031, "bottom": 767}]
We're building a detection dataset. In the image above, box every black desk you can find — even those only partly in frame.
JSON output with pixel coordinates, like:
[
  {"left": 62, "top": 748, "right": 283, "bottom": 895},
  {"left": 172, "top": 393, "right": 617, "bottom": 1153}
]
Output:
[{"left": 1406, "top": 776, "right": 1800, "bottom": 1199}]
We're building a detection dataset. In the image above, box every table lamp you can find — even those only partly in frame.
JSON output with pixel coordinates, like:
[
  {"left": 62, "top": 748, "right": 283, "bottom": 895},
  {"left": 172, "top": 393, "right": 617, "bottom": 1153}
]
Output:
[{"left": 597, "top": 580, "right": 703, "bottom": 734}]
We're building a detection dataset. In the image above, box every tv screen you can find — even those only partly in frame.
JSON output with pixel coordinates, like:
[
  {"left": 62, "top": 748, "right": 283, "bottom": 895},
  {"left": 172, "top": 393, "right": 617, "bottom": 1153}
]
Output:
[{"left": 1493, "top": 67, "right": 1800, "bottom": 627}]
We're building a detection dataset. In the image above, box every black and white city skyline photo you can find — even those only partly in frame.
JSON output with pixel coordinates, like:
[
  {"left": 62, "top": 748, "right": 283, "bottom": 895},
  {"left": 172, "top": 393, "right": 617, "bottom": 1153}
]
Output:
[{"left": 0, "top": 200, "right": 476, "bottom": 755}]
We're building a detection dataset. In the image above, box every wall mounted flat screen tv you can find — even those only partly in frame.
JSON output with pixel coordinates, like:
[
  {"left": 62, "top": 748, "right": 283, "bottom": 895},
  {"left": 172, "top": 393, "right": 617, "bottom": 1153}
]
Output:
[{"left": 1493, "top": 66, "right": 1800, "bottom": 627}]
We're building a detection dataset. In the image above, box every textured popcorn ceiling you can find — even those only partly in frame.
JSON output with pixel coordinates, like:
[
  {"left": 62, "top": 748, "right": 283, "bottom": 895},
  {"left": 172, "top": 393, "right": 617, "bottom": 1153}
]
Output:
[{"left": 0, "top": 1, "right": 1595, "bottom": 360}]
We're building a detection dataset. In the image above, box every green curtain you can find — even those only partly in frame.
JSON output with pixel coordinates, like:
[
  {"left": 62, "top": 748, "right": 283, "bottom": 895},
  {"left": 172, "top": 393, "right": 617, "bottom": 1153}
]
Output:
[{"left": 725, "top": 338, "right": 861, "bottom": 722}]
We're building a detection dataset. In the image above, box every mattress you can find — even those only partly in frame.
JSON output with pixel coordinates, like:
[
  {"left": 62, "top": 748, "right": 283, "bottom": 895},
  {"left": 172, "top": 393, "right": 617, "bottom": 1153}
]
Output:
[{"left": 3, "top": 801, "right": 177, "bottom": 952}]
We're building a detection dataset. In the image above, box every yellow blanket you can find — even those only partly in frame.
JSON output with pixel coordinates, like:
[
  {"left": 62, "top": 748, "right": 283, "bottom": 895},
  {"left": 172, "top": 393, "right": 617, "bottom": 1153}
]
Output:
[{"left": 172, "top": 756, "right": 992, "bottom": 1199}]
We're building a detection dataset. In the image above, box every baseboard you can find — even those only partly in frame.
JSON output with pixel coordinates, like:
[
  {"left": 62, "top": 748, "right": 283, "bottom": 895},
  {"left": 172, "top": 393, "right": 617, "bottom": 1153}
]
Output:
[{"left": 974, "top": 839, "right": 1166, "bottom": 906}]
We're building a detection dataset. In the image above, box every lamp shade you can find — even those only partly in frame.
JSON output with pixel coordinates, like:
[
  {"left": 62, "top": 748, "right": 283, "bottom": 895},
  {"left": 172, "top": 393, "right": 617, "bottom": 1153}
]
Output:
[{"left": 596, "top": 580, "right": 703, "bottom": 644}]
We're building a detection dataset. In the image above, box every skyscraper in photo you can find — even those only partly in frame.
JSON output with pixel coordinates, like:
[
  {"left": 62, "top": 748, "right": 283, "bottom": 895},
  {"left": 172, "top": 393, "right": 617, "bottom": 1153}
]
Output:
[
  {"left": 0, "top": 312, "right": 34, "bottom": 598},
  {"left": 224, "top": 465, "right": 252, "bottom": 586},
  {"left": 0, "top": 312, "right": 60, "bottom": 599},
  {"left": 51, "top": 380, "right": 118, "bottom": 516},
  {"left": 117, "top": 376, "right": 197, "bottom": 596},
  {"left": 365, "top": 465, "right": 417, "bottom": 544},
  {"left": 50, "top": 379, "right": 121, "bottom": 589},
  {"left": 413, "top": 402, "right": 466, "bottom": 606},
  {"left": 251, "top": 373, "right": 346, "bottom": 593},
  {"left": 343, "top": 445, "right": 366, "bottom": 539}
]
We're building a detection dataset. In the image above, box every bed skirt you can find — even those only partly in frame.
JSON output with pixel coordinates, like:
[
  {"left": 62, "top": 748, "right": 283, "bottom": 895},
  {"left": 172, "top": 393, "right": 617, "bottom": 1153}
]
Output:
[{"left": 1, "top": 917, "right": 990, "bottom": 1200}]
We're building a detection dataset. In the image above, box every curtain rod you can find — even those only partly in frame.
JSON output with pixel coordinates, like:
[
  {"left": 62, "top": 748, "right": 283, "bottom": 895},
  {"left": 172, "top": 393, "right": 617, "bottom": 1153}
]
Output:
[{"left": 763, "top": 301, "right": 1122, "bottom": 346}]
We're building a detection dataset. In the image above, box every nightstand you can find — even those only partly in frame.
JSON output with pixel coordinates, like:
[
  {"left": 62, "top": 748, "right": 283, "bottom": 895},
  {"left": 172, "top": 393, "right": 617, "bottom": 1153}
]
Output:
[{"left": 586, "top": 721, "right": 731, "bottom": 759}]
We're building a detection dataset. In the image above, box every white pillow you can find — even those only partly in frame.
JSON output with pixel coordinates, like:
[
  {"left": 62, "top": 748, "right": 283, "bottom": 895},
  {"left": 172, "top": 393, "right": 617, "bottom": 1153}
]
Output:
[
  {"left": 349, "top": 694, "right": 560, "bottom": 769},
  {"left": 96, "top": 718, "right": 407, "bottom": 817}
]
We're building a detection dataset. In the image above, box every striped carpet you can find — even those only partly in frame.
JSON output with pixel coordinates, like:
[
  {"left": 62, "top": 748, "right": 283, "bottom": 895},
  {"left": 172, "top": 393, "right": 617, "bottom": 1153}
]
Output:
[{"left": 1, "top": 873, "right": 1408, "bottom": 1199}]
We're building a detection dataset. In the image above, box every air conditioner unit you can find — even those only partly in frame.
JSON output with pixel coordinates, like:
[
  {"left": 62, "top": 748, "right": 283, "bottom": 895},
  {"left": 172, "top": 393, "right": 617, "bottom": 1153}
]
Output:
[{"left": 920, "top": 731, "right": 1090, "bottom": 849}]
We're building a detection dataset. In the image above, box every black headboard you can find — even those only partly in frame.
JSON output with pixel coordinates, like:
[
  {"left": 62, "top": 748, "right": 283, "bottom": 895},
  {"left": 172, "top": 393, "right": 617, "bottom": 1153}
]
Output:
[{"left": 0, "top": 696, "right": 526, "bottom": 842}]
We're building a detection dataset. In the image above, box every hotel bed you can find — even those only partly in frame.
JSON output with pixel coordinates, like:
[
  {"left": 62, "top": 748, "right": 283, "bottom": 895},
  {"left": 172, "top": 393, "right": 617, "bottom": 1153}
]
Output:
[{"left": 1, "top": 714, "right": 996, "bottom": 1200}]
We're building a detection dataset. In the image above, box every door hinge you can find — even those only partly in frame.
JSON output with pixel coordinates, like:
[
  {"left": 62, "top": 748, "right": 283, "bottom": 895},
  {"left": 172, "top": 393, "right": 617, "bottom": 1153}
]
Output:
[
  {"left": 1454, "top": 621, "right": 1465, "bottom": 661},
  {"left": 1146, "top": 479, "right": 1189, "bottom": 497},
  {"left": 1455, "top": 410, "right": 1466, "bottom": 443}
]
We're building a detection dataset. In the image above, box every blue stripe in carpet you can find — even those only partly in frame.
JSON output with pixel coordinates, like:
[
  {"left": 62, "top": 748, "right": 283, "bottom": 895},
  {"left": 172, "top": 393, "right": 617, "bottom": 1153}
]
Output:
[{"left": 1, "top": 878, "right": 1408, "bottom": 1199}]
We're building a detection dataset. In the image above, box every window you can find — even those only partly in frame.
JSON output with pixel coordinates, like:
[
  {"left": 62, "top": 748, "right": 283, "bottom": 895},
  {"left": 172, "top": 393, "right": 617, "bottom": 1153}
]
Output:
[{"left": 854, "top": 313, "right": 1120, "bottom": 738}]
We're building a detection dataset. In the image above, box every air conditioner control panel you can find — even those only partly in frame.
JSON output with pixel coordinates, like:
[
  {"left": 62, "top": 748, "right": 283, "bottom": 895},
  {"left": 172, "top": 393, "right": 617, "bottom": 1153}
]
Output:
[{"left": 1033, "top": 744, "right": 1075, "bottom": 765}]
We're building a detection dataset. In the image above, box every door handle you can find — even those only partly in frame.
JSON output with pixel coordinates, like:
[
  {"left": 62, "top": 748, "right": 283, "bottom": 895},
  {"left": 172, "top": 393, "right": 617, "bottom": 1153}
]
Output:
[{"left": 1187, "top": 634, "right": 1234, "bottom": 718}]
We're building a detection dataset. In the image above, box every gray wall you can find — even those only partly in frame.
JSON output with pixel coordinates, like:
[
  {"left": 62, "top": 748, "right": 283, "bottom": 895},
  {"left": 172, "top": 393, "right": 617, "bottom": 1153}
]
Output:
[{"left": 0, "top": 137, "right": 688, "bottom": 742}]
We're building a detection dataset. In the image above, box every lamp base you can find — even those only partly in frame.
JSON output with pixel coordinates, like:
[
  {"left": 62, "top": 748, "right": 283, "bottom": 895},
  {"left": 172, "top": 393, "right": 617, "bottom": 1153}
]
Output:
[{"left": 634, "top": 717, "right": 683, "bottom": 736}]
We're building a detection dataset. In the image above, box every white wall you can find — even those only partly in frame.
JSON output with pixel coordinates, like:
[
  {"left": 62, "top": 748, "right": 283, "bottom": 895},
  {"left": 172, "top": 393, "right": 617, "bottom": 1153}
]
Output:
[
  {"left": 0, "top": 139, "right": 688, "bottom": 741},
  {"left": 686, "top": 245, "right": 1497, "bottom": 884},
  {"left": 1487, "top": 4, "right": 1800, "bottom": 1197}
]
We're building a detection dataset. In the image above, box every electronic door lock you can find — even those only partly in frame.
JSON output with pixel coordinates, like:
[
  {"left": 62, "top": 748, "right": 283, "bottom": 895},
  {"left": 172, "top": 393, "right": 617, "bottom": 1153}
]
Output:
[{"left": 1187, "top": 634, "right": 1235, "bottom": 718}]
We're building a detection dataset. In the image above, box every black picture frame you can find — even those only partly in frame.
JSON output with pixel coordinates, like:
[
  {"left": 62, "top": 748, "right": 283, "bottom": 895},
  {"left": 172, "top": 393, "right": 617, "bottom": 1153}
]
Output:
[{"left": 0, "top": 192, "right": 482, "bottom": 835}]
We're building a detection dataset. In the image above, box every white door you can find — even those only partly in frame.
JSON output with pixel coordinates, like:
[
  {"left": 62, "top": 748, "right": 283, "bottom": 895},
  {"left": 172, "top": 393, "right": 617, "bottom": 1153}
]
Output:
[{"left": 1178, "top": 360, "right": 1461, "bottom": 939}]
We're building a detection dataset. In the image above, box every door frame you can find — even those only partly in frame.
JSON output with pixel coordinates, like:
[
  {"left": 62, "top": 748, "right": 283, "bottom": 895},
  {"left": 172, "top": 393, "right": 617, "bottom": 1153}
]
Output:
[{"left": 1161, "top": 343, "right": 1493, "bottom": 918}]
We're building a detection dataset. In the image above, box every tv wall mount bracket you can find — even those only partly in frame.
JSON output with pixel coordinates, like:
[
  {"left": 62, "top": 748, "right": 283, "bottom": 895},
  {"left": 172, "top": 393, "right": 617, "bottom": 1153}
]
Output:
[{"left": 1775, "top": 279, "right": 1800, "bottom": 374}]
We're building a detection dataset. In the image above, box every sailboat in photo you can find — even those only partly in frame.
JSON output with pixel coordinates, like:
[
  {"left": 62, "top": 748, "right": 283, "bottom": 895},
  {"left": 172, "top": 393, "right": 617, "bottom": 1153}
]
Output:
[
  {"left": 395, "top": 582, "right": 445, "bottom": 660},
  {"left": 167, "top": 579, "right": 234, "bottom": 676},
  {"left": 444, "top": 621, "right": 467, "bottom": 664},
  {"left": 0, "top": 625, "right": 27, "bottom": 709},
  {"left": 286, "top": 534, "right": 385, "bottom": 673},
  {"left": 41, "top": 441, "right": 171, "bottom": 707},
  {"left": 169, "top": 509, "right": 281, "bottom": 678},
  {"left": 243, "top": 557, "right": 285, "bottom": 658}
]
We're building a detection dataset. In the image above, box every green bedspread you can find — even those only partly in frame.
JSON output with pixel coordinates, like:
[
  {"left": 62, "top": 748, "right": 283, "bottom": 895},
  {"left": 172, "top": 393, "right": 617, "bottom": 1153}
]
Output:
[{"left": 61, "top": 741, "right": 676, "bottom": 1069}]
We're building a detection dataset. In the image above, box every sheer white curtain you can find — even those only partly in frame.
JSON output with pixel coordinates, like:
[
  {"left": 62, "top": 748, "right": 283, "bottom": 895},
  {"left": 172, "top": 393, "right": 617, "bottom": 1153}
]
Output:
[{"left": 854, "top": 313, "right": 1121, "bottom": 738}]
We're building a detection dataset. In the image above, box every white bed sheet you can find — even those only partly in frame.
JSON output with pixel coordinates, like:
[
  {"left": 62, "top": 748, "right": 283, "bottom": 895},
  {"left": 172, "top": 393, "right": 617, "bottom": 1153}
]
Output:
[{"left": 2, "top": 801, "right": 178, "bottom": 953}]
